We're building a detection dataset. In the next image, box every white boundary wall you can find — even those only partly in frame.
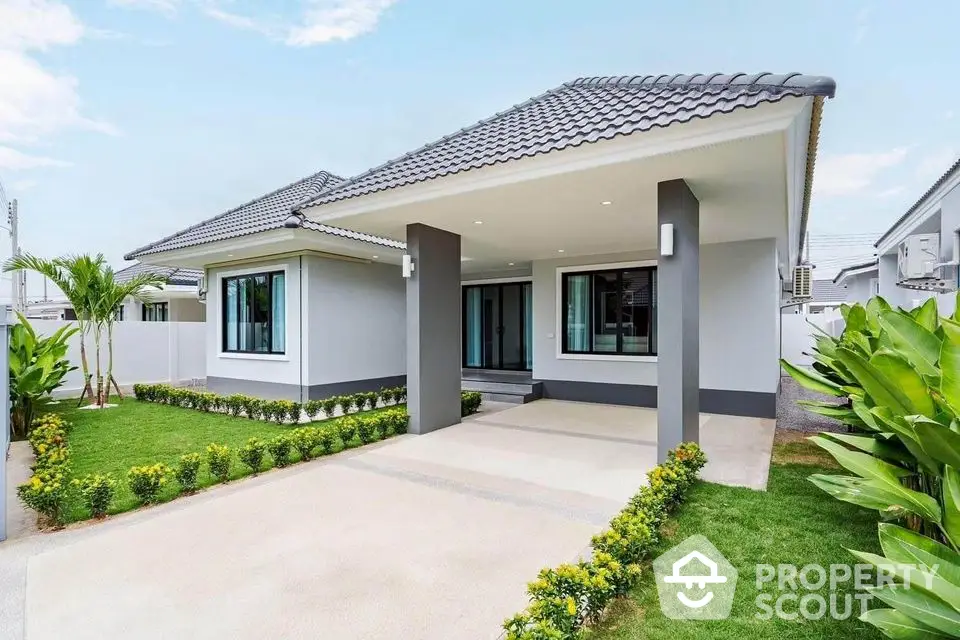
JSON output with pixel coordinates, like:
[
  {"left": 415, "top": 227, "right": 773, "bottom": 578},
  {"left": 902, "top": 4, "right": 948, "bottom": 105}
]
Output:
[
  {"left": 780, "top": 311, "right": 843, "bottom": 366},
  {"left": 30, "top": 321, "right": 206, "bottom": 398}
]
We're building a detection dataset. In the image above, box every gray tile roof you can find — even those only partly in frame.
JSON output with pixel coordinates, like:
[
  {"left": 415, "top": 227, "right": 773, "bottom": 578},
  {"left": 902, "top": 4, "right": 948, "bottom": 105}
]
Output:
[
  {"left": 832, "top": 259, "right": 878, "bottom": 284},
  {"left": 124, "top": 170, "right": 403, "bottom": 259},
  {"left": 875, "top": 155, "right": 960, "bottom": 247},
  {"left": 812, "top": 280, "right": 849, "bottom": 304},
  {"left": 114, "top": 262, "right": 203, "bottom": 286},
  {"left": 296, "top": 73, "right": 836, "bottom": 210}
]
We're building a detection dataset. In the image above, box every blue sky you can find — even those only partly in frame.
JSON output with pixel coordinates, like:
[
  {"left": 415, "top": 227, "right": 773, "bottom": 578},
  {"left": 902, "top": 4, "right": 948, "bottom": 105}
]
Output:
[{"left": 1, "top": 0, "right": 959, "bottom": 297}]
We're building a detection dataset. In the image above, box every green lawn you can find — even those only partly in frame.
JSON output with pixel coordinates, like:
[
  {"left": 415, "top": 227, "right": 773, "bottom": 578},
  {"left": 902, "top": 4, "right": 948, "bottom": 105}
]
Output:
[
  {"left": 586, "top": 435, "right": 882, "bottom": 640},
  {"left": 49, "top": 398, "right": 397, "bottom": 523}
]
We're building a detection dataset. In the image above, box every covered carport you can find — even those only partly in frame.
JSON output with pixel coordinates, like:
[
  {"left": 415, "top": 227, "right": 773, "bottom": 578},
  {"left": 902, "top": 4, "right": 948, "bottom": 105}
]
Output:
[{"left": 296, "top": 73, "right": 835, "bottom": 459}]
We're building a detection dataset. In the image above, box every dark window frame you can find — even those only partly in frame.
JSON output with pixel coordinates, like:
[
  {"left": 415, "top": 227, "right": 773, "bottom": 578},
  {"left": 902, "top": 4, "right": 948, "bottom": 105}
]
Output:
[
  {"left": 560, "top": 266, "right": 657, "bottom": 356},
  {"left": 141, "top": 301, "right": 168, "bottom": 322},
  {"left": 220, "top": 270, "right": 285, "bottom": 355}
]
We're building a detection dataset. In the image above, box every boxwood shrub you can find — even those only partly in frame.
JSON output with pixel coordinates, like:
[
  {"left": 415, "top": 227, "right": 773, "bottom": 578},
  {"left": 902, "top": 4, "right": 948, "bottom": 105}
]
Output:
[{"left": 502, "top": 443, "right": 707, "bottom": 639}]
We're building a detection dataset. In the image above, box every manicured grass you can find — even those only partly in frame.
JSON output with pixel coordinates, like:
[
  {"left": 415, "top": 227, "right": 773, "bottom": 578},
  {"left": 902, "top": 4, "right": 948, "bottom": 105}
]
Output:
[
  {"left": 49, "top": 398, "right": 398, "bottom": 523},
  {"left": 585, "top": 436, "right": 882, "bottom": 640}
]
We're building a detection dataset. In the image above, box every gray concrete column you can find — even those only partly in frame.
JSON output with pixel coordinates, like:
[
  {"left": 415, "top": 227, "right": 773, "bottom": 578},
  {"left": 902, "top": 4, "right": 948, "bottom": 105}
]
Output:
[
  {"left": 406, "top": 223, "right": 462, "bottom": 435},
  {"left": 0, "top": 308, "right": 9, "bottom": 541},
  {"left": 657, "top": 179, "right": 699, "bottom": 461}
]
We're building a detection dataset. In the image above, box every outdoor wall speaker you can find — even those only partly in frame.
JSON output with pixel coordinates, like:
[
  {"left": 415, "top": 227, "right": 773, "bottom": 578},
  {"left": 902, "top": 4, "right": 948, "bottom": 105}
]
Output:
[
  {"left": 402, "top": 254, "right": 416, "bottom": 278},
  {"left": 660, "top": 223, "right": 674, "bottom": 257}
]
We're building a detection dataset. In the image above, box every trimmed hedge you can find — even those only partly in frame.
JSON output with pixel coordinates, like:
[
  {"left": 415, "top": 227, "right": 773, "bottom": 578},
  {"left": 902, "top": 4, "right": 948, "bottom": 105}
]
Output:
[
  {"left": 132, "top": 383, "right": 411, "bottom": 424},
  {"left": 502, "top": 442, "right": 707, "bottom": 639},
  {"left": 133, "top": 382, "right": 485, "bottom": 423},
  {"left": 17, "top": 406, "right": 413, "bottom": 527}
]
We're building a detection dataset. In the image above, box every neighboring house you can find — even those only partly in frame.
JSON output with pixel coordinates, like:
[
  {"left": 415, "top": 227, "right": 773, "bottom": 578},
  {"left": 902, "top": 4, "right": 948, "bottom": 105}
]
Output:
[
  {"left": 873, "top": 156, "right": 960, "bottom": 315},
  {"left": 126, "top": 72, "right": 836, "bottom": 453},
  {"left": 832, "top": 259, "right": 879, "bottom": 305},
  {"left": 805, "top": 280, "right": 848, "bottom": 314},
  {"left": 23, "top": 299, "right": 77, "bottom": 321},
  {"left": 114, "top": 262, "right": 206, "bottom": 322}
]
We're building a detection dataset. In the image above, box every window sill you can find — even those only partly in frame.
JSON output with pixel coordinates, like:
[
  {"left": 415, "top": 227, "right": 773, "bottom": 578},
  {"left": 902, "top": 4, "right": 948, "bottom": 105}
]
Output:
[
  {"left": 556, "top": 353, "right": 658, "bottom": 363},
  {"left": 218, "top": 352, "right": 289, "bottom": 362}
]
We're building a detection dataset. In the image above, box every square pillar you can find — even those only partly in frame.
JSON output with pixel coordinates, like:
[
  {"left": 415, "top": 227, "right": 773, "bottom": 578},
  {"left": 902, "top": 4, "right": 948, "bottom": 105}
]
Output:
[
  {"left": 657, "top": 179, "right": 699, "bottom": 461},
  {"left": 406, "top": 223, "right": 462, "bottom": 434}
]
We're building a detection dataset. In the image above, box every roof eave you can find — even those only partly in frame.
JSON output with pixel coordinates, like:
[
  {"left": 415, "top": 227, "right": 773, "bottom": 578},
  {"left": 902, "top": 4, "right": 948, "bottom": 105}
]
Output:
[{"left": 797, "top": 95, "right": 827, "bottom": 265}]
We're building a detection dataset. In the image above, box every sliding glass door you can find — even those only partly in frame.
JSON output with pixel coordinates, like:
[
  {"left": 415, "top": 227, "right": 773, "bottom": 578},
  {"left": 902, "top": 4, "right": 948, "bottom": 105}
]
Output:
[{"left": 463, "top": 282, "right": 532, "bottom": 371}]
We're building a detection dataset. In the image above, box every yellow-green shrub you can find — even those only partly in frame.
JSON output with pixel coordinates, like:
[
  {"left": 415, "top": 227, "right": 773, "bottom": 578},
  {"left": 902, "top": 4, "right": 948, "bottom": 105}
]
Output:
[
  {"left": 503, "top": 442, "right": 707, "bottom": 639},
  {"left": 72, "top": 473, "right": 116, "bottom": 518},
  {"left": 206, "top": 443, "right": 232, "bottom": 483},
  {"left": 128, "top": 463, "right": 170, "bottom": 504}
]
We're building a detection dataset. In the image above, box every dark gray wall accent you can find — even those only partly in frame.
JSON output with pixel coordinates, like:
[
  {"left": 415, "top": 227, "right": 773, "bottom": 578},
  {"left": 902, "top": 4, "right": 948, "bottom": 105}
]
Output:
[
  {"left": 207, "top": 375, "right": 408, "bottom": 402},
  {"left": 206, "top": 376, "right": 302, "bottom": 401},
  {"left": 407, "top": 223, "right": 462, "bottom": 435},
  {"left": 540, "top": 380, "right": 775, "bottom": 419},
  {"left": 307, "top": 375, "right": 407, "bottom": 399},
  {"left": 657, "top": 179, "right": 700, "bottom": 461}
]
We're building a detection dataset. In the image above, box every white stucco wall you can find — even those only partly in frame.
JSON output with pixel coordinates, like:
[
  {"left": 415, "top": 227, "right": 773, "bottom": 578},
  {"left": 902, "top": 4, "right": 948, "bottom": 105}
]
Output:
[
  {"left": 304, "top": 255, "right": 406, "bottom": 387},
  {"left": 170, "top": 298, "right": 205, "bottom": 322},
  {"left": 205, "top": 256, "right": 304, "bottom": 388},
  {"left": 843, "top": 271, "right": 878, "bottom": 305},
  {"left": 531, "top": 238, "right": 780, "bottom": 394}
]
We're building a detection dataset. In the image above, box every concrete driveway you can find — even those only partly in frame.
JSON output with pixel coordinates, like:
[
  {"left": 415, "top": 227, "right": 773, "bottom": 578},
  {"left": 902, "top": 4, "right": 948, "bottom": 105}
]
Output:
[{"left": 1, "top": 400, "right": 774, "bottom": 640}]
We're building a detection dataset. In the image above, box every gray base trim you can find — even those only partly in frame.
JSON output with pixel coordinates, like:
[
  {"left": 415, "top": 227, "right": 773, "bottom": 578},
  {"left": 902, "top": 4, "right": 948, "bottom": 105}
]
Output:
[
  {"left": 206, "top": 376, "right": 301, "bottom": 401},
  {"left": 206, "top": 375, "right": 407, "bottom": 402},
  {"left": 306, "top": 375, "right": 406, "bottom": 400},
  {"left": 539, "top": 380, "right": 775, "bottom": 419}
]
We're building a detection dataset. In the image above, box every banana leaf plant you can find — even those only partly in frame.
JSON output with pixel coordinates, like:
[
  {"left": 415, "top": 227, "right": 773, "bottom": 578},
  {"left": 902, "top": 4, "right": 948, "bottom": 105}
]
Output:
[
  {"left": 9, "top": 313, "right": 79, "bottom": 438},
  {"left": 782, "top": 293, "right": 960, "bottom": 639}
]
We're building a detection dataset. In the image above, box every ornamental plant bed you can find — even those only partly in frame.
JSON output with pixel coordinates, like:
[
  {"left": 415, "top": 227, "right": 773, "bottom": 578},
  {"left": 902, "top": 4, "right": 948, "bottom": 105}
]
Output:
[{"left": 37, "top": 399, "right": 405, "bottom": 524}]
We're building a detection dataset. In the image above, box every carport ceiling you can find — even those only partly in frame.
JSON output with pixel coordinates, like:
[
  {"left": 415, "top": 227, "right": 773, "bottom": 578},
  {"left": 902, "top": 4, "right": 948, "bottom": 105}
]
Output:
[{"left": 329, "top": 132, "right": 787, "bottom": 273}]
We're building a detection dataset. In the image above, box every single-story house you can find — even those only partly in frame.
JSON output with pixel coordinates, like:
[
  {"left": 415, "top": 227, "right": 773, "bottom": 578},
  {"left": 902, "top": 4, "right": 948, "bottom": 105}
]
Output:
[
  {"left": 873, "top": 155, "right": 959, "bottom": 315},
  {"left": 803, "top": 279, "right": 850, "bottom": 314},
  {"left": 126, "top": 72, "right": 836, "bottom": 458},
  {"left": 832, "top": 259, "right": 879, "bottom": 305},
  {"left": 114, "top": 262, "right": 206, "bottom": 322}
]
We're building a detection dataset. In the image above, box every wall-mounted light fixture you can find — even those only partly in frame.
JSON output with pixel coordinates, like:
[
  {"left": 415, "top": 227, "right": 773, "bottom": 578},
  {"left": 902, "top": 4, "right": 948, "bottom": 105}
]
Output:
[
  {"left": 402, "top": 254, "right": 416, "bottom": 278},
  {"left": 660, "top": 223, "right": 674, "bottom": 257}
]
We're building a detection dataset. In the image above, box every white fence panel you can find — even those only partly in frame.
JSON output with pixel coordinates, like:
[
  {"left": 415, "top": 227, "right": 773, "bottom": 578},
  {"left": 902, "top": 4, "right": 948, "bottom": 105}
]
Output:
[
  {"left": 29, "top": 320, "right": 206, "bottom": 398},
  {"left": 780, "top": 312, "right": 843, "bottom": 366}
]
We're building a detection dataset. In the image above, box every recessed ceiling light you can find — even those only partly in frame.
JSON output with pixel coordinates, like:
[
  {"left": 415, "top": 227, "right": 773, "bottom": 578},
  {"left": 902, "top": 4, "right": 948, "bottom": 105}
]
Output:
[
  {"left": 227, "top": 253, "right": 234, "bottom": 257},
  {"left": 372, "top": 255, "right": 379, "bottom": 259},
  {"left": 474, "top": 220, "right": 483, "bottom": 225},
  {"left": 601, "top": 200, "right": 612, "bottom": 205},
  {"left": 508, "top": 262, "right": 515, "bottom": 266},
  {"left": 558, "top": 249, "right": 565, "bottom": 253}
]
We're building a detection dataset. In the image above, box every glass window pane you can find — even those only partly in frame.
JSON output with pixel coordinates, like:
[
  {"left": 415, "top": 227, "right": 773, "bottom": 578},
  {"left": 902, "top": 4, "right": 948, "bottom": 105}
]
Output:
[
  {"left": 565, "top": 275, "right": 590, "bottom": 352},
  {"left": 252, "top": 274, "right": 269, "bottom": 352},
  {"left": 592, "top": 272, "right": 618, "bottom": 352},
  {"left": 621, "top": 270, "right": 652, "bottom": 354},
  {"left": 225, "top": 279, "right": 238, "bottom": 350},
  {"left": 271, "top": 273, "right": 285, "bottom": 353},
  {"left": 238, "top": 277, "right": 251, "bottom": 351},
  {"left": 464, "top": 287, "right": 483, "bottom": 366}
]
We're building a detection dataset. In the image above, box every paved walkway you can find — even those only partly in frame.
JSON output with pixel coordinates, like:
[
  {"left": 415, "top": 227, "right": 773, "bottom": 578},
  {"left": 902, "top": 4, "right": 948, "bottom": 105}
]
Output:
[
  {"left": 0, "top": 400, "right": 774, "bottom": 640},
  {"left": 5, "top": 441, "right": 37, "bottom": 541}
]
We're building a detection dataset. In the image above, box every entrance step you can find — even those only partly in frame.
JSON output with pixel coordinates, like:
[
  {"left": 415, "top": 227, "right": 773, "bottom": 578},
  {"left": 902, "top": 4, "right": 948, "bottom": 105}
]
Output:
[{"left": 461, "top": 379, "right": 543, "bottom": 404}]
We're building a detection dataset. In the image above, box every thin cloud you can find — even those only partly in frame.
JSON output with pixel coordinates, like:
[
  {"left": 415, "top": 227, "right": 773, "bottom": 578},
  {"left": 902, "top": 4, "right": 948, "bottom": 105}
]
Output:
[
  {"left": 814, "top": 148, "right": 908, "bottom": 197},
  {"left": 107, "top": 0, "right": 180, "bottom": 16},
  {"left": 0, "top": 146, "right": 71, "bottom": 170},
  {"left": 0, "top": 1, "right": 116, "bottom": 171},
  {"left": 287, "top": 0, "right": 397, "bottom": 46}
]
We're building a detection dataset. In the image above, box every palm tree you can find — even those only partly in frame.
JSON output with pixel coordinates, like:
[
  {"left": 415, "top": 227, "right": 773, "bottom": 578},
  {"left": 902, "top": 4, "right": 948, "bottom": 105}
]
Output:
[
  {"left": 92, "top": 268, "right": 166, "bottom": 404},
  {"left": 4, "top": 253, "right": 107, "bottom": 405}
]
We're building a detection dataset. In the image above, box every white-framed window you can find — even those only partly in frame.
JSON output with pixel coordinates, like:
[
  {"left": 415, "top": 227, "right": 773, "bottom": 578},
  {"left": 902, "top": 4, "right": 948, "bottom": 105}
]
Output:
[{"left": 221, "top": 270, "right": 286, "bottom": 355}]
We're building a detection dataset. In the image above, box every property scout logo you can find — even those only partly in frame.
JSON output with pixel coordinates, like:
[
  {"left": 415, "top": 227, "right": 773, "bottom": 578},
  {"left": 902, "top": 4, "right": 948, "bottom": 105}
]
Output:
[{"left": 653, "top": 535, "right": 939, "bottom": 622}]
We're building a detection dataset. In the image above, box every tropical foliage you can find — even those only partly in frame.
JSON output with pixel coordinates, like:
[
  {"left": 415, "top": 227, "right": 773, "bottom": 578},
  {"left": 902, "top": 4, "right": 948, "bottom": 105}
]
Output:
[
  {"left": 782, "top": 294, "right": 960, "bottom": 639},
  {"left": 5, "top": 253, "right": 166, "bottom": 407},
  {"left": 9, "top": 313, "right": 78, "bottom": 437}
]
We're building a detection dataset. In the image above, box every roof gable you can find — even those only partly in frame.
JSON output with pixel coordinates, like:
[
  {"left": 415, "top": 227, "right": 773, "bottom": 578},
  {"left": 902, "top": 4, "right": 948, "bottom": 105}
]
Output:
[
  {"left": 297, "top": 73, "right": 835, "bottom": 211},
  {"left": 125, "top": 170, "right": 344, "bottom": 259}
]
